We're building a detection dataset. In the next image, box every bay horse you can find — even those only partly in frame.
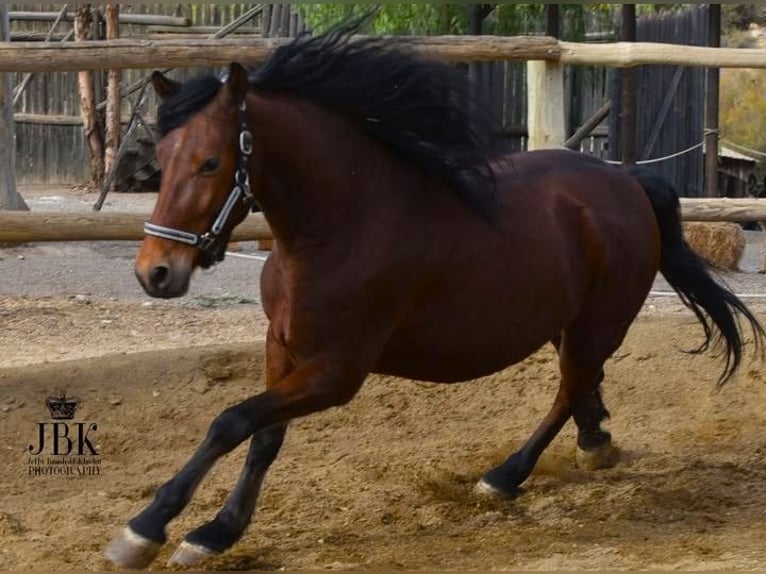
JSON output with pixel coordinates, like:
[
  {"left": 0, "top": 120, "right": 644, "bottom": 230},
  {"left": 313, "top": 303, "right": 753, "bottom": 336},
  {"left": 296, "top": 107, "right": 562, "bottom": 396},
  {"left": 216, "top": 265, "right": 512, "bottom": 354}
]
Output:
[{"left": 107, "top": 28, "right": 764, "bottom": 568}]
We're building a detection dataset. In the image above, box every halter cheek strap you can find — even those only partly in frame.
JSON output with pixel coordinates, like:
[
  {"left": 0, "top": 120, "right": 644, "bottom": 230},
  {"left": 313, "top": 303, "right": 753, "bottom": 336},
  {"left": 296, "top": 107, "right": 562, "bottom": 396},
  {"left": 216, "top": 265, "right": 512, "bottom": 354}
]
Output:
[{"left": 143, "top": 102, "right": 258, "bottom": 261}]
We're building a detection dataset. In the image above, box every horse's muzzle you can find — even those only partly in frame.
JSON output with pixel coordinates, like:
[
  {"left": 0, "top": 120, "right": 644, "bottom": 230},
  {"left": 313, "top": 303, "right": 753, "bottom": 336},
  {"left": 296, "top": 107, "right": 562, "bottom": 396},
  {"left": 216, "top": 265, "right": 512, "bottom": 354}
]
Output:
[{"left": 135, "top": 262, "right": 191, "bottom": 299}]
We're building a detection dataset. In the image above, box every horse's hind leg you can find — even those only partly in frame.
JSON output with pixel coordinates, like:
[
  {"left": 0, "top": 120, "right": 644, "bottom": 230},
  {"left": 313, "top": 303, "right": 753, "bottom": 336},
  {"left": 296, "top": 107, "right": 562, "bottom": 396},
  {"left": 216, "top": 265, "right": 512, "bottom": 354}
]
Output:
[
  {"left": 549, "top": 338, "right": 616, "bottom": 469},
  {"left": 541, "top": 337, "right": 617, "bottom": 469},
  {"left": 572, "top": 371, "right": 620, "bottom": 470},
  {"left": 477, "top": 318, "right": 631, "bottom": 497},
  {"left": 476, "top": 384, "right": 571, "bottom": 497}
]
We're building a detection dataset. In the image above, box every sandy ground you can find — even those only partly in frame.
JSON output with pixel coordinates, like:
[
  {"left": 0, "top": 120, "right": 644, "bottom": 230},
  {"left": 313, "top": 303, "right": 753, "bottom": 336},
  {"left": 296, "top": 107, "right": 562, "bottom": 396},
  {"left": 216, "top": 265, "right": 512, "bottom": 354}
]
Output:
[{"left": 1, "top": 186, "right": 766, "bottom": 570}]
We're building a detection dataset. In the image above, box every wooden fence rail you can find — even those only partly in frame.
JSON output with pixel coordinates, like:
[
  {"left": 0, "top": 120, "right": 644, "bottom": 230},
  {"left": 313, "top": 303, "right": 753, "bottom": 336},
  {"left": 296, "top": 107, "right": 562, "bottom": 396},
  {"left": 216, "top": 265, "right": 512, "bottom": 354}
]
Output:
[
  {"left": 1, "top": 199, "right": 765, "bottom": 244},
  {"left": 8, "top": 11, "right": 191, "bottom": 27},
  {"left": 0, "top": 211, "right": 272, "bottom": 243},
  {"left": 3, "top": 36, "right": 766, "bottom": 73}
]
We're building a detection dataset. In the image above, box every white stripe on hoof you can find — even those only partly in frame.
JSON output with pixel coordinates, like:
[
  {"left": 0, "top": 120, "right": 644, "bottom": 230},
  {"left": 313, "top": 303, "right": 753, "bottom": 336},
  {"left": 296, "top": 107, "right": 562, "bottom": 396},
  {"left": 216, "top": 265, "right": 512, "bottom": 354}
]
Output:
[
  {"left": 104, "top": 526, "right": 162, "bottom": 569},
  {"left": 168, "top": 540, "right": 218, "bottom": 567},
  {"left": 474, "top": 478, "right": 511, "bottom": 498},
  {"left": 576, "top": 443, "right": 620, "bottom": 471}
]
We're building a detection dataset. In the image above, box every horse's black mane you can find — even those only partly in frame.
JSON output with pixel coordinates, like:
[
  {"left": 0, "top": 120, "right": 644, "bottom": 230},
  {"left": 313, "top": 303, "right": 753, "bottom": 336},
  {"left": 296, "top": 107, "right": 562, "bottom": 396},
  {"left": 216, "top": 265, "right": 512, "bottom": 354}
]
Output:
[{"left": 157, "top": 24, "right": 500, "bottom": 217}]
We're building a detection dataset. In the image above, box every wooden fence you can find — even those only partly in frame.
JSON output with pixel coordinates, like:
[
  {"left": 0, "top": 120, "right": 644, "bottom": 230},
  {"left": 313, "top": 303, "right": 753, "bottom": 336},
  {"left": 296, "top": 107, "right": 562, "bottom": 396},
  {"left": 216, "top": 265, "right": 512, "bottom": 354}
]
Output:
[
  {"left": 609, "top": 6, "right": 707, "bottom": 197},
  {"left": 4, "top": 6, "right": 760, "bottom": 187},
  {"left": 7, "top": 4, "right": 614, "bottom": 183},
  {"left": 8, "top": 4, "right": 303, "bottom": 184},
  {"left": 4, "top": 35, "right": 764, "bottom": 163},
  {"left": 5, "top": 29, "right": 766, "bottom": 228}
]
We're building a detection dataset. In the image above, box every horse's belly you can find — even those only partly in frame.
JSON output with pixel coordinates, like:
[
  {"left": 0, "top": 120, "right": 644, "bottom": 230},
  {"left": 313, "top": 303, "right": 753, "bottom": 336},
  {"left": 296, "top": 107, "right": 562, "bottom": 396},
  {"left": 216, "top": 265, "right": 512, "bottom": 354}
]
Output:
[{"left": 374, "top": 300, "right": 564, "bottom": 383}]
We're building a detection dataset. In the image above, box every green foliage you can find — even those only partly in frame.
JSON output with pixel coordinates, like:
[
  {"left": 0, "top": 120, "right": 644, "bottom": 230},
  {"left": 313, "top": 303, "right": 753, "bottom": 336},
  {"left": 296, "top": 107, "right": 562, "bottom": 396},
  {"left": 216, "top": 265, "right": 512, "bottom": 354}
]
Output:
[
  {"left": 295, "top": 4, "right": 468, "bottom": 35},
  {"left": 720, "top": 68, "right": 766, "bottom": 155},
  {"left": 296, "top": 4, "right": 614, "bottom": 39},
  {"left": 723, "top": 4, "right": 766, "bottom": 32}
]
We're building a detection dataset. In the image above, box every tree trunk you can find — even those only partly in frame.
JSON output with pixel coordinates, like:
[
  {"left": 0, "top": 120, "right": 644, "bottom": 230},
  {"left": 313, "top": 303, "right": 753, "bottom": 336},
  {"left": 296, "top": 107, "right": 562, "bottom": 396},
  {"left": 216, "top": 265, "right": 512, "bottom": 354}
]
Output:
[
  {"left": 104, "top": 4, "right": 121, "bottom": 191},
  {"left": 0, "top": 5, "right": 27, "bottom": 210},
  {"left": 74, "top": 4, "right": 104, "bottom": 188}
]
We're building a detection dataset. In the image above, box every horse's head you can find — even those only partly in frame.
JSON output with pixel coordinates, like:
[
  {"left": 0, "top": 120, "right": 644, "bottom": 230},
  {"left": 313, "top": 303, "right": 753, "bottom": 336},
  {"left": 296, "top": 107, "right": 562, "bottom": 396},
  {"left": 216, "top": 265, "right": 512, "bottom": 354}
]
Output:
[{"left": 135, "top": 63, "right": 257, "bottom": 298}]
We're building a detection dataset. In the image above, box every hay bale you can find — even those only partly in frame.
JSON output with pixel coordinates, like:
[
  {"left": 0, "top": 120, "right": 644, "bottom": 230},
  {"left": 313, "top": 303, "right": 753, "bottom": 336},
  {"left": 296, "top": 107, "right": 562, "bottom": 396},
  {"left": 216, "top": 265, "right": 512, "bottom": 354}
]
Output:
[{"left": 682, "top": 222, "right": 745, "bottom": 271}]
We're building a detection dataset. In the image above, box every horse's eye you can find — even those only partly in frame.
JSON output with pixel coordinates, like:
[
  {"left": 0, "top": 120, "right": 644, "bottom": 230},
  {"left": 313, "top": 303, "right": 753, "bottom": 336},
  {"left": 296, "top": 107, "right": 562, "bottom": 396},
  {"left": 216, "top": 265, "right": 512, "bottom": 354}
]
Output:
[{"left": 199, "top": 158, "right": 220, "bottom": 175}]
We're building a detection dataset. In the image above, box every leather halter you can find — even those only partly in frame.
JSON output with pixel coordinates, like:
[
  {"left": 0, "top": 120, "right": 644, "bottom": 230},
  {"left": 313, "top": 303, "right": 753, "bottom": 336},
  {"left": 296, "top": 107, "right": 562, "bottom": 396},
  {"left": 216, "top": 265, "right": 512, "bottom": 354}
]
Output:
[{"left": 143, "top": 102, "right": 258, "bottom": 264}]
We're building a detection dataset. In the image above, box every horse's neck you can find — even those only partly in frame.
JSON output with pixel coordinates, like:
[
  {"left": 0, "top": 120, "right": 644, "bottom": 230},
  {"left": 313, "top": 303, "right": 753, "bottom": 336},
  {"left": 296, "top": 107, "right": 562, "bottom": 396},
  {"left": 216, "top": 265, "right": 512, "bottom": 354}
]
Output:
[{"left": 247, "top": 91, "right": 403, "bottom": 251}]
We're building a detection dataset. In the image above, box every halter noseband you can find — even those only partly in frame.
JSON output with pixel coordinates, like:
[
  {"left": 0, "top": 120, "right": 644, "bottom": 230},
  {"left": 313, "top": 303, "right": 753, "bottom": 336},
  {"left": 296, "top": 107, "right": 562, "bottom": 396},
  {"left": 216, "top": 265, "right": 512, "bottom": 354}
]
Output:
[{"left": 143, "top": 101, "right": 258, "bottom": 264}]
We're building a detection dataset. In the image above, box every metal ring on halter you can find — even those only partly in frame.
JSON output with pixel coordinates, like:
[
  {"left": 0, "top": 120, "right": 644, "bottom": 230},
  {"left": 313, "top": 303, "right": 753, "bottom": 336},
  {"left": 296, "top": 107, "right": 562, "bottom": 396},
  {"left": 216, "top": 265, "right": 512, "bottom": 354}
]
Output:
[
  {"left": 239, "top": 131, "right": 253, "bottom": 155},
  {"left": 198, "top": 233, "right": 217, "bottom": 252}
]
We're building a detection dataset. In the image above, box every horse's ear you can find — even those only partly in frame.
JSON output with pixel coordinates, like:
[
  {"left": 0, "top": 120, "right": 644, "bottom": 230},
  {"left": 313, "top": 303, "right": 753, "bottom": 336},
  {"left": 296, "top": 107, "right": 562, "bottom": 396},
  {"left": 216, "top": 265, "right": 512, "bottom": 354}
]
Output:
[
  {"left": 225, "top": 62, "right": 249, "bottom": 105},
  {"left": 151, "top": 71, "right": 181, "bottom": 100}
]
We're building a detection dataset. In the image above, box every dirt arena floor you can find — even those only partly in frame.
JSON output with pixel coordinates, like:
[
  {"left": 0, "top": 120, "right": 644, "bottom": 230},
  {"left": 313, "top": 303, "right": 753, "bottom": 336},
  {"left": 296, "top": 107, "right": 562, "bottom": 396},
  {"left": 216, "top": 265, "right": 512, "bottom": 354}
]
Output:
[{"left": 1, "top": 187, "right": 766, "bottom": 570}]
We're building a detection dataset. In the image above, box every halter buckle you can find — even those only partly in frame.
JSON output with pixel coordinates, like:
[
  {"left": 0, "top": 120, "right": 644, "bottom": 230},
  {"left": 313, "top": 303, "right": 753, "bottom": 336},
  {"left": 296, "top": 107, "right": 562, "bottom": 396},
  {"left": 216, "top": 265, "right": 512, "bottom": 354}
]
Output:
[{"left": 198, "top": 233, "right": 216, "bottom": 252}]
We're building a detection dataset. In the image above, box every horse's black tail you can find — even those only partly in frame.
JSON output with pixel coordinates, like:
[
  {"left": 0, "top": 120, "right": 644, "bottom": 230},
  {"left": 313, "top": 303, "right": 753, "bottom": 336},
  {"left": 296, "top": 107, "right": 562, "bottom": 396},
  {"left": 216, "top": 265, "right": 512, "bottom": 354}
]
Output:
[{"left": 627, "top": 164, "right": 765, "bottom": 386}]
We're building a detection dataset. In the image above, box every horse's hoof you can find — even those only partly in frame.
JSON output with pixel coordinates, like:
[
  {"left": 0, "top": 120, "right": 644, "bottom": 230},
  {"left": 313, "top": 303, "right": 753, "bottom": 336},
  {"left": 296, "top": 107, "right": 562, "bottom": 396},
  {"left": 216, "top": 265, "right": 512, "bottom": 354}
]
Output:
[
  {"left": 474, "top": 478, "right": 518, "bottom": 499},
  {"left": 576, "top": 442, "right": 620, "bottom": 471},
  {"left": 105, "top": 526, "right": 162, "bottom": 569},
  {"left": 167, "top": 540, "right": 218, "bottom": 567}
]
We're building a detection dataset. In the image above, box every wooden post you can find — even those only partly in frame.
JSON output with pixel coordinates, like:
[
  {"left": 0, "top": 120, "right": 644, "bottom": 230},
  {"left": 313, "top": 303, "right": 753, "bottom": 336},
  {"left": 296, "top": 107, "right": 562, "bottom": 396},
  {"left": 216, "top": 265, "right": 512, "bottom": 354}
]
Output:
[
  {"left": 74, "top": 4, "right": 105, "bottom": 188},
  {"left": 104, "top": 4, "right": 121, "bottom": 190},
  {"left": 620, "top": 4, "right": 637, "bottom": 164},
  {"left": 704, "top": 4, "right": 721, "bottom": 198},
  {"left": 0, "top": 5, "right": 27, "bottom": 211},
  {"left": 527, "top": 4, "right": 565, "bottom": 150}
]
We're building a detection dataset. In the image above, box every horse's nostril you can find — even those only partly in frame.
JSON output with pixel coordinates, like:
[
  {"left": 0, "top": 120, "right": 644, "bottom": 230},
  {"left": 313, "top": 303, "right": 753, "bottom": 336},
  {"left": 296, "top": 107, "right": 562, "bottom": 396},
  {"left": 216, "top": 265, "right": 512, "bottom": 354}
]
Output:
[{"left": 149, "top": 265, "right": 171, "bottom": 289}]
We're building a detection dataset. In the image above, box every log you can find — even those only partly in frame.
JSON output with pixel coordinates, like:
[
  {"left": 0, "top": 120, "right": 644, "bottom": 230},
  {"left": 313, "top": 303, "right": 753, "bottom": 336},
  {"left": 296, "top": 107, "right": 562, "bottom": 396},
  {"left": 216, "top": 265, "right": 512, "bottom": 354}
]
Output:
[
  {"left": 1, "top": 200, "right": 766, "bottom": 245},
  {"left": 146, "top": 25, "right": 262, "bottom": 36},
  {"left": 8, "top": 11, "right": 190, "bottom": 27},
  {"left": 557, "top": 40, "right": 766, "bottom": 68},
  {"left": 13, "top": 113, "right": 155, "bottom": 126},
  {"left": 565, "top": 100, "right": 611, "bottom": 150},
  {"left": 103, "top": 4, "right": 121, "bottom": 189},
  {"left": 10, "top": 31, "right": 70, "bottom": 41},
  {"left": 679, "top": 198, "right": 766, "bottom": 222},
  {"left": 74, "top": 5, "right": 104, "bottom": 187},
  {"left": 0, "top": 212, "right": 273, "bottom": 243},
  {"left": 4, "top": 36, "right": 766, "bottom": 73},
  {"left": 0, "top": 36, "right": 561, "bottom": 72}
]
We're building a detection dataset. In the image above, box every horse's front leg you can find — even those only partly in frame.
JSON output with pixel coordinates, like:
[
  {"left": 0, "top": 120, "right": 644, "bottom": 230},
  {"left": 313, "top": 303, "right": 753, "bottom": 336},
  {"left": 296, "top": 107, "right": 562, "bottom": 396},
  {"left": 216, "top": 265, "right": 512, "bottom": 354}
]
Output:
[
  {"left": 105, "top": 339, "right": 366, "bottom": 569},
  {"left": 168, "top": 424, "right": 287, "bottom": 566},
  {"left": 168, "top": 328, "right": 293, "bottom": 566}
]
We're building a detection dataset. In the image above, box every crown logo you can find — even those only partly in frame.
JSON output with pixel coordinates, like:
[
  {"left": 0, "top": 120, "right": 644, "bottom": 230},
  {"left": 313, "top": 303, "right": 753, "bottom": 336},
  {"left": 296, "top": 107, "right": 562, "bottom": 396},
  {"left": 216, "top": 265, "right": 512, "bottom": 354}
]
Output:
[{"left": 45, "top": 391, "right": 80, "bottom": 420}]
